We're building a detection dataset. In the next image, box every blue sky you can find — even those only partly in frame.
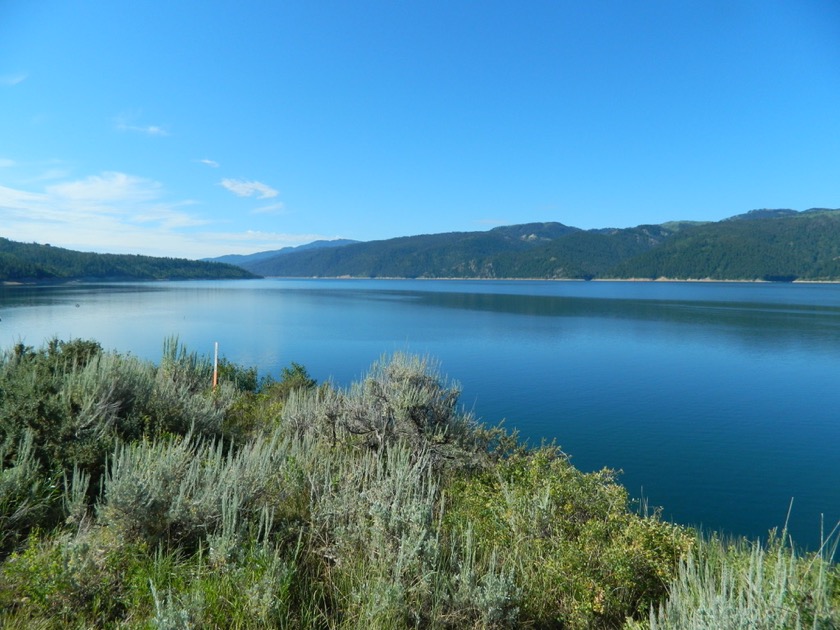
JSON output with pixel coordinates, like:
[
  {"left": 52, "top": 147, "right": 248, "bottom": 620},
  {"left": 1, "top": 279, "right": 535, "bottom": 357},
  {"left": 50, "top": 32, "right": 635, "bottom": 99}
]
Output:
[{"left": 1, "top": 1, "right": 839, "bottom": 258}]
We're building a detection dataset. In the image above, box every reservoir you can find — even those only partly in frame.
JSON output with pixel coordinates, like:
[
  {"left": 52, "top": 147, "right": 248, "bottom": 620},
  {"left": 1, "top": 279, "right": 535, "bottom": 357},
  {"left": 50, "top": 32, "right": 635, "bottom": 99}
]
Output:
[{"left": 2, "top": 278, "right": 839, "bottom": 549}]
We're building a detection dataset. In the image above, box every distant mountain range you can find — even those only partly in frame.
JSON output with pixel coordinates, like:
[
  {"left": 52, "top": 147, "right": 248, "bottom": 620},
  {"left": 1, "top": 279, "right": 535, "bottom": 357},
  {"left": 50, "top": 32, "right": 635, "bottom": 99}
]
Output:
[
  {"left": 205, "top": 239, "right": 359, "bottom": 267},
  {"left": 0, "top": 238, "right": 258, "bottom": 283},
  {"left": 5, "top": 207, "right": 839, "bottom": 284},
  {"left": 207, "top": 208, "right": 840, "bottom": 282}
]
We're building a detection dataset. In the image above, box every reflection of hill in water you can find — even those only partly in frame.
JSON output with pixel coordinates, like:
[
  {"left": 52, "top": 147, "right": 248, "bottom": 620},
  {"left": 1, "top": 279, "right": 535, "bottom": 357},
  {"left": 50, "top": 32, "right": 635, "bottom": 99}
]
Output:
[
  {"left": 5, "top": 280, "right": 840, "bottom": 352},
  {"left": 358, "top": 288, "right": 840, "bottom": 350},
  {"left": 0, "top": 282, "right": 166, "bottom": 305}
]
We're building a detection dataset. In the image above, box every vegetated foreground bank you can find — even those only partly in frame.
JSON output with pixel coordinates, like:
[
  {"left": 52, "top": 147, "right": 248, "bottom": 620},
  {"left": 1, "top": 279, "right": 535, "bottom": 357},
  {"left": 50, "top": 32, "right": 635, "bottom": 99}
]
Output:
[{"left": 0, "top": 339, "right": 837, "bottom": 628}]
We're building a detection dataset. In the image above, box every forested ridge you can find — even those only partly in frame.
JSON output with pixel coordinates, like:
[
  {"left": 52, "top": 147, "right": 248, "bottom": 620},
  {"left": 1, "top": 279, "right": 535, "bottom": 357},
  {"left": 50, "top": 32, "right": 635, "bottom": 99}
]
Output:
[
  {"left": 610, "top": 209, "right": 840, "bottom": 281},
  {"left": 232, "top": 209, "right": 840, "bottom": 281},
  {"left": 8, "top": 207, "right": 840, "bottom": 283},
  {"left": 0, "top": 238, "right": 258, "bottom": 282},
  {"left": 242, "top": 222, "right": 580, "bottom": 278}
]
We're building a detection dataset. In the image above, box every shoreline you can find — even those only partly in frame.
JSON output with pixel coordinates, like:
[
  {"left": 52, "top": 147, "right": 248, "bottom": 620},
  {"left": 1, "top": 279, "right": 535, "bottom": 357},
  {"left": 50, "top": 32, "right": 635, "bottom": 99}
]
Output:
[
  {"left": 259, "top": 275, "right": 840, "bottom": 284},
  {"left": 6, "top": 275, "right": 840, "bottom": 285}
]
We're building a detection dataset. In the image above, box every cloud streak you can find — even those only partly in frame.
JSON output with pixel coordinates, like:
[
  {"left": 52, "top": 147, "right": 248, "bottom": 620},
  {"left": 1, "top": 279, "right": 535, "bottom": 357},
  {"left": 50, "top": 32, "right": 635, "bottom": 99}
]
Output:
[
  {"left": 114, "top": 112, "right": 169, "bottom": 136},
  {"left": 0, "top": 171, "right": 328, "bottom": 258},
  {"left": 117, "top": 123, "right": 169, "bottom": 136},
  {"left": 0, "top": 73, "right": 27, "bottom": 86},
  {"left": 220, "top": 178, "right": 278, "bottom": 199},
  {"left": 0, "top": 172, "right": 208, "bottom": 255},
  {"left": 47, "top": 171, "right": 162, "bottom": 204},
  {"left": 197, "top": 158, "right": 220, "bottom": 168},
  {"left": 252, "top": 202, "right": 286, "bottom": 215}
]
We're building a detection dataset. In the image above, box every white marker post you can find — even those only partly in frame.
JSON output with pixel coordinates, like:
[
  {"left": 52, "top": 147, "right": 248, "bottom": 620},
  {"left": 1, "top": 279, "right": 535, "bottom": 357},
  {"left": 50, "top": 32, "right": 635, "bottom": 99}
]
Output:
[{"left": 213, "top": 341, "right": 219, "bottom": 390}]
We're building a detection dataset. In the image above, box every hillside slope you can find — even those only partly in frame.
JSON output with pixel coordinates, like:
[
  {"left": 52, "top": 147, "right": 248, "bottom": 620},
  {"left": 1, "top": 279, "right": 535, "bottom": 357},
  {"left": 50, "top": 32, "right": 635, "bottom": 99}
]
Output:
[
  {"left": 237, "top": 210, "right": 840, "bottom": 281},
  {"left": 610, "top": 210, "right": 840, "bottom": 281},
  {"left": 0, "top": 238, "right": 259, "bottom": 282},
  {"left": 245, "top": 222, "right": 579, "bottom": 278},
  {"left": 207, "top": 239, "right": 358, "bottom": 266}
]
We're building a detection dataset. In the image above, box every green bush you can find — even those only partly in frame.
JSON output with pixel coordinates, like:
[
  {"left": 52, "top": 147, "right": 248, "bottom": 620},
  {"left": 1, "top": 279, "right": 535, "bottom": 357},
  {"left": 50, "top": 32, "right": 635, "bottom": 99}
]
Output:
[
  {"left": 443, "top": 446, "right": 694, "bottom": 628},
  {"left": 146, "top": 539, "right": 299, "bottom": 629},
  {"left": 0, "top": 527, "right": 149, "bottom": 627},
  {"left": 222, "top": 361, "right": 318, "bottom": 441}
]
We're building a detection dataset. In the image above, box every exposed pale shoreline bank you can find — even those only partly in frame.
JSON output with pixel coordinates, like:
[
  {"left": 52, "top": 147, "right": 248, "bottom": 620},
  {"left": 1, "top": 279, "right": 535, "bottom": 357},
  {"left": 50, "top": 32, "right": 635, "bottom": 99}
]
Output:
[
  {"left": 6, "top": 276, "right": 840, "bottom": 285},
  {"left": 263, "top": 275, "right": 840, "bottom": 284}
]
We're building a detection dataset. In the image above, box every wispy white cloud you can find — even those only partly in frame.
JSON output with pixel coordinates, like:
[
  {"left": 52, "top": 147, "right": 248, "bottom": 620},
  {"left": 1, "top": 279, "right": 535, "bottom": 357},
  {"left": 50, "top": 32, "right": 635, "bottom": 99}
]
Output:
[
  {"left": 0, "top": 73, "right": 27, "bottom": 86},
  {"left": 118, "top": 123, "right": 169, "bottom": 136},
  {"left": 197, "top": 158, "right": 220, "bottom": 168},
  {"left": 1, "top": 158, "right": 72, "bottom": 183},
  {"left": 0, "top": 172, "right": 211, "bottom": 256},
  {"left": 132, "top": 201, "right": 207, "bottom": 230},
  {"left": 252, "top": 202, "right": 286, "bottom": 215},
  {"left": 220, "top": 178, "right": 278, "bottom": 199},
  {"left": 47, "top": 171, "right": 162, "bottom": 204},
  {"left": 0, "top": 171, "right": 327, "bottom": 258},
  {"left": 24, "top": 167, "right": 72, "bottom": 183},
  {"left": 114, "top": 112, "right": 169, "bottom": 136},
  {"left": 0, "top": 184, "right": 48, "bottom": 210}
]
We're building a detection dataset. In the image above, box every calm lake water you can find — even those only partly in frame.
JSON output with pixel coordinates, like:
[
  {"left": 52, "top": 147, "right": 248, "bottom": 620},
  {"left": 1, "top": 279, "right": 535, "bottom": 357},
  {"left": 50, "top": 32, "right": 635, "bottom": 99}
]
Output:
[{"left": 2, "top": 278, "right": 839, "bottom": 549}]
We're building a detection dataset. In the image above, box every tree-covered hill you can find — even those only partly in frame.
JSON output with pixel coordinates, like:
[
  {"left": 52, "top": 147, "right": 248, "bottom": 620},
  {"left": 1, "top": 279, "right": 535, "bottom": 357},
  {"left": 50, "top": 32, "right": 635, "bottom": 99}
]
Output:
[
  {"left": 206, "top": 238, "right": 359, "bottom": 267},
  {"left": 245, "top": 222, "right": 580, "bottom": 278},
  {"left": 492, "top": 224, "right": 675, "bottom": 279},
  {"left": 235, "top": 209, "right": 840, "bottom": 281},
  {"left": 610, "top": 209, "right": 840, "bottom": 281},
  {"left": 0, "top": 238, "right": 259, "bottom": 282},
  {"left": 230, "top": 221, "right": 678, "bottom": 280},
  {"left": 13, "top": 207, "right": 837, "bottom": 283}
]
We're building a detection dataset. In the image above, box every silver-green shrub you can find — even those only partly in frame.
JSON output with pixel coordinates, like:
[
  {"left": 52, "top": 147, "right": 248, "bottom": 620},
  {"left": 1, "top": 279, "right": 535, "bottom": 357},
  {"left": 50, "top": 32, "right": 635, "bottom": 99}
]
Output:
[
  {"left": 99, "top": 427, "right": 309, "bottom": 550},
  {"left": 306, "top": 441, "right": 442, "bottom": 625},
  {"left": 643, "top": 530, "right": 840, "bottom": 630},
  {"left": 279, "top": 353, "right": 486, "bottom": 472},
  {"left": 447, "top": 527, "right": 521, "bottom": 628},
  {"left": 0, "top": 430, "right": 56, "bottom": 552}
]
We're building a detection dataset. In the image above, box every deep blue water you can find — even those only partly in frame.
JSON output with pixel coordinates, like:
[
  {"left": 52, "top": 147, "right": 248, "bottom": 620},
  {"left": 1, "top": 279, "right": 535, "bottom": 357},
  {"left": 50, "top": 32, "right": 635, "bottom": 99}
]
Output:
[{"left": 2, "top": 278, "right": 839, "bottom": 549}]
